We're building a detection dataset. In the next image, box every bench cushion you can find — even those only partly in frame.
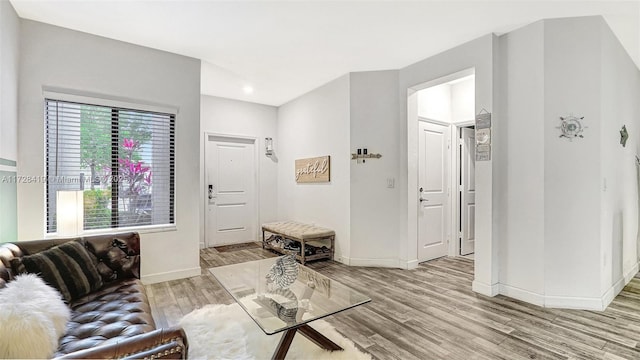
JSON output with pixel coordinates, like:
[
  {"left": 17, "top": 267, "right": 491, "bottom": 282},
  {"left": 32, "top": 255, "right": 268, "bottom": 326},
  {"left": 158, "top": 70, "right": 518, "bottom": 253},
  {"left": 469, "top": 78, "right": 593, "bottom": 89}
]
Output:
[{"left": 262, "top": 221, "right": 334, "bottom": 240}]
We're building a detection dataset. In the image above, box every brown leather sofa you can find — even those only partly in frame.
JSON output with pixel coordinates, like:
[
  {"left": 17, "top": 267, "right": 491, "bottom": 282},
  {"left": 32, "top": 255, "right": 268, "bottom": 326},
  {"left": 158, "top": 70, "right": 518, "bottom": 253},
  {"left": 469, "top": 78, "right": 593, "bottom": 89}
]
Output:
[{"left": 0, "top": 232, "right": 188, "bottom": 359}]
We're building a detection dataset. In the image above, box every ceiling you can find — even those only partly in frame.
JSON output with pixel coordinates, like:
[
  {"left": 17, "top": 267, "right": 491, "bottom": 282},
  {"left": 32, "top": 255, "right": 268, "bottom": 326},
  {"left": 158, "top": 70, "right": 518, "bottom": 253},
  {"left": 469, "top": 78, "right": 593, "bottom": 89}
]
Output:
[{"left": 10, "top": 1, "right": 640, "bottom": 107}]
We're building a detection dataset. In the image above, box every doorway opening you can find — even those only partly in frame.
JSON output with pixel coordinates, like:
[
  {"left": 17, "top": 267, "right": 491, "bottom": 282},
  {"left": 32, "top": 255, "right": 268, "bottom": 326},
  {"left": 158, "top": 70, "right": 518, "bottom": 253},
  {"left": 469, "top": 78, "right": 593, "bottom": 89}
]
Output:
[
  {"left": 414, "top": 70, "right": 476, "bottom": 264},
  {"left": 204, "top": 134, "right": 258, "bottom": 248}
]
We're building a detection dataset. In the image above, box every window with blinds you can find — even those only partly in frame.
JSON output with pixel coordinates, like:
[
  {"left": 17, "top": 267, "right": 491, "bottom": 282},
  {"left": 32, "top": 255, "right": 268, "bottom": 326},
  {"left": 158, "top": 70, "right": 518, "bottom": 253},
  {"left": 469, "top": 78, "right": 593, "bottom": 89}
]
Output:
[{"left": 45, "top": 99, "right": 175, "bottom": 233}]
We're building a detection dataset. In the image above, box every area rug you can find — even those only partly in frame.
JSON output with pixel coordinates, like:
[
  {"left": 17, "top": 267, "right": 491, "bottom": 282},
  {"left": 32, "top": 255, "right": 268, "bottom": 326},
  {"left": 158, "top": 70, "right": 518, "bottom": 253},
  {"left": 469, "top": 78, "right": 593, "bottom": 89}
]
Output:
[{"left": 179, "top": 303, "right": 371, "bottom": 360}]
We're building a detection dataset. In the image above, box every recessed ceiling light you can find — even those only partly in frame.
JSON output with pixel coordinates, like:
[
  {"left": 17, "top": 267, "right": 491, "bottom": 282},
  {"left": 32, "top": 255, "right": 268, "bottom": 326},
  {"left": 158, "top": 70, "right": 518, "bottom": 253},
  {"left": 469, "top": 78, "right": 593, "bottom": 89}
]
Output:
[{"left": 243, "top": 86, "right": 254, "bottom": 94}]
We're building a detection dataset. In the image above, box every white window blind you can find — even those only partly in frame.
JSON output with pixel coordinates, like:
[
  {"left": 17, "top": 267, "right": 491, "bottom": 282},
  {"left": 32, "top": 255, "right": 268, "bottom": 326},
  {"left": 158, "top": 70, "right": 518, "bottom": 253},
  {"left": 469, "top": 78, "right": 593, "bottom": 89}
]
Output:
[{"left": 45, "top": 99, "right": 175, "bottom": 233}]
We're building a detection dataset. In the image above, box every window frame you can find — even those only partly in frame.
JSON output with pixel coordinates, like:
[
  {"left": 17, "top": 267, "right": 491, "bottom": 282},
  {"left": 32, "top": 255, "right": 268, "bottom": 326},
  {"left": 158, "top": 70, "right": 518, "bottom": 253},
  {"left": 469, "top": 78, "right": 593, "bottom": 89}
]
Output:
[{"left": 43, "top": 91, "right": 178, "bottom": 236}]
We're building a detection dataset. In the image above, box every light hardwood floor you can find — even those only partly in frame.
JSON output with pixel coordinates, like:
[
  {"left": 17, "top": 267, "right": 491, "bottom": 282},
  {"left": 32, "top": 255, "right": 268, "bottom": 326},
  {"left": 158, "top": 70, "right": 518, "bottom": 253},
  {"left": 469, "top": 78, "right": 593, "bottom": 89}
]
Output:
[{"left": 146, "top": 246, "right": 640, "bottom": 359}]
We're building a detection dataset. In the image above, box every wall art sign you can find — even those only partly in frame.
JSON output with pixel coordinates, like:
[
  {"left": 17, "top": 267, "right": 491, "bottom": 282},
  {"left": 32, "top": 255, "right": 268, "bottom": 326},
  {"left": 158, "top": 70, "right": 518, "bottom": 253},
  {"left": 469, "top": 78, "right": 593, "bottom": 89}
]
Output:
[{"left": 295, "top": 155, "right": 330, "bottom": 183}]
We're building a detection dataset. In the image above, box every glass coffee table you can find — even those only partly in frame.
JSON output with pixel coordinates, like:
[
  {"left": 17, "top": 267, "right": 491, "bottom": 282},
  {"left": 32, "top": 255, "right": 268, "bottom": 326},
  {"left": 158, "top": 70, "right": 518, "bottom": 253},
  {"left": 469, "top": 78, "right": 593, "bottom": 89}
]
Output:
[{"left": 210, "top": 256, "right": 371, "bottom": 360}]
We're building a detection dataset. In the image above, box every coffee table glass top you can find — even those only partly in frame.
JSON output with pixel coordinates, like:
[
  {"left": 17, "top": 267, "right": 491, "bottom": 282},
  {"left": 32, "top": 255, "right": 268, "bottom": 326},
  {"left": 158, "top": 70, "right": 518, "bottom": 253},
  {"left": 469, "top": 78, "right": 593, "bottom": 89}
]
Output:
[{"left": 210, "top": 256, "right": 371, "bottom": 335}]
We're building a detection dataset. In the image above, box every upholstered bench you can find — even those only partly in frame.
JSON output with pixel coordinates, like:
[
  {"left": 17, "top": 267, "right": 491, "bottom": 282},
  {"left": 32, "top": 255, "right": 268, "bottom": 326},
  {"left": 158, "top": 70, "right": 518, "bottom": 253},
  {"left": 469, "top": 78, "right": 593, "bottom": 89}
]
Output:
[{"left": 261, "top": 221, "right": 335, "bottom": 265}]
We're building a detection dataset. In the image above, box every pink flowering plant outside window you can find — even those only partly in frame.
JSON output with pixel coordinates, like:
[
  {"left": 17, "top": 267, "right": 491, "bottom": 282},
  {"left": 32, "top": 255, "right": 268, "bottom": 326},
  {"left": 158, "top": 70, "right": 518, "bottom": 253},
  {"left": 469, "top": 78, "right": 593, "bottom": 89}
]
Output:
[{"left": 117, "top": 138, "right": 153, "bottom": 225}]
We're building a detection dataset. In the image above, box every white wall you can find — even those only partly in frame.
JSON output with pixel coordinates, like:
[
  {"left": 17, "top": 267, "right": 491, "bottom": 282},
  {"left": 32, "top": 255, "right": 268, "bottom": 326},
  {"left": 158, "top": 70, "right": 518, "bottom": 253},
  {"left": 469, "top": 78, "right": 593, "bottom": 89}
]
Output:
[
  {"left": 451, "top": 78, "right": 475, "bottom": 123},
  {"left": 200, "top": 95, "right": 278, "bottom": 247},
  {"left": 497, "top": 20, "right": 546, "bottom": 302},
  {"left": 17, "top": 20, "right": 202, "bottom": 284},
  {"left": 496, "top": 16, "right": 640, "bottom": 309},
  {"left": 417, "top": 77, "right": 474, "bottom": 124},
  {"left": 0, "top": 0, "right": 19, "bottom": 243},
  {"left": 349, "top": 70, "right": 401, "bottom": 267},
  {"left": 543, "top": 17, "right": 603, "bottom": 302},
  {"left": 417, "top": 84, "right": 450, "bottom": 122},
  {"left": 599, "top": 17, "right": 640, "bottom": 300},
  {"left": 277, "top": 75, "right": 351, "bottom": 262}
]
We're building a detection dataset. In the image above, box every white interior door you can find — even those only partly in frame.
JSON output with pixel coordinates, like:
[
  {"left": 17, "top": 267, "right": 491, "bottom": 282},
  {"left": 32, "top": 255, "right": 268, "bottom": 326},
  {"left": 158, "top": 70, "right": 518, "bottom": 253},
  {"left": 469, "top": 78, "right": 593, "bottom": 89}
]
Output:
[
  {"left": 460, "top": 127, "right": 476, "bottom": 255},
  {"left": 418, "top": 120, "right": 450, "bottom": 262},
  {"left": 205, "top": 135, "right": 257, "bottom": 247}
]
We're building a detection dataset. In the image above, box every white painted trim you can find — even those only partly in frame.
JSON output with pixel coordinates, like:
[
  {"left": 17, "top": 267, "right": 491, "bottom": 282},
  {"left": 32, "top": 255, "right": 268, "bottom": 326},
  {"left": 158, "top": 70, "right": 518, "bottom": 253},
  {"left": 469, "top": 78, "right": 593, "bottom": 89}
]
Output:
[
  {"left": 599, "top": 261, "right": 640, "bottom": 309},
  {"left": 406, "top": 259, "right": 419, "bottom": 270},
  {"left": 417, "top": 116, "right": 449, "bottom": 127},
  {"left": 411, "top": 68, "right": 476, "bottom": 92},
  {"left": 346, "top": 257, "right": 404, "bottom": 269},
  {"left": 472, "top": 280, "right": 499, "bottom": 296},
  {"left": 142, "top": 267, "right": 201, "bottom": 285},
  {"left": 495, "top": 265, "right": 640, "bottom": 310},
  {"left": 498, "top": 284, "right": 544, "bottom": 307},
  {"left": 543, "top": 295, "right": 605, "bottom": 311},
  {"left": 624, "top": 261, "right": 640, "bottom": 283},
  {"left": 341, "top": 257, "right": 420, "bottom": 269},
  {"left": 601, "top": 277, "right": 625, "bottom": 310},
  {"left": 0, "top": 165, "right": 17, "bottom": 172}
]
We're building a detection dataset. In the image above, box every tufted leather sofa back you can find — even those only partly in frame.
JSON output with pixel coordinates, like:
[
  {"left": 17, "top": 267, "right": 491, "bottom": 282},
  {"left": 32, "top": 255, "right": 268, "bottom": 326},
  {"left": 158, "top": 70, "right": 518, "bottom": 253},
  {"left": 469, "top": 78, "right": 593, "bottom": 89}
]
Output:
[{"left": 0, "top": 232, "right": 141, "bottom": 289}]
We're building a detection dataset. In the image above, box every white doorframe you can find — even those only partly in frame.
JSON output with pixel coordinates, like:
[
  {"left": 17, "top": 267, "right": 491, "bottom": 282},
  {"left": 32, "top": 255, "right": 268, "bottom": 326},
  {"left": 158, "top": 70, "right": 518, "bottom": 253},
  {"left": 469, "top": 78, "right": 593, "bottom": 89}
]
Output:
[
  {"left": 452, "top": 121, "right": 475, "bottom": 256},
  {"left": 203, "top": 132, "right": 261, "bottom": 248},
  {"left": 407, "top": 68, "right": 478, "bottom": 269}
]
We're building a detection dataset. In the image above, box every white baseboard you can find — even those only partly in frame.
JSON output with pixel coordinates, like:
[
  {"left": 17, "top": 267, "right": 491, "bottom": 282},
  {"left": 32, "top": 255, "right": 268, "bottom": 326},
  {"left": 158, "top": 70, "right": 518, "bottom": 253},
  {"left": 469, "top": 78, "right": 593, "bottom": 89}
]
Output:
[
  {"left": 142, "top": 267, "right": 202, "bottom": 285},
  {"left": 406, "top": 259, "right": 419, "bottom": 270},
  {"left": 544, "top": 295, "right": 605, "bottom": 311},
  {"left": 600, "top": 260, "right": 640, "bottom": 309},
  {"left": 601, "top": 276, "right": 625, "bottom": 310},
  {"left": 472, "top": 280, "right": 499, "bottom": 296},
  {"left": 340, "top": 257, "right": 419, "bottom": 270},
  {"left": 624, "top": 261, "right": 640, "bottom": 283},
  {"left": 347, "top": 257, "right": 399, "bottom": 268},
  {"left": 499, "top": 284, "right": 545, "bottom": 307}
]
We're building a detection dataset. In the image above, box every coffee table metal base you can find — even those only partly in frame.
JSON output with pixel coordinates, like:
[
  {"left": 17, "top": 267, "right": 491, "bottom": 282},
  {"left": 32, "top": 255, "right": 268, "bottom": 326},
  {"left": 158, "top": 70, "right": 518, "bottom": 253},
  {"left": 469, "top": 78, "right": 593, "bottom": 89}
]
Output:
[{"left": 272, "top": 324, "right": 343, "bottom": 360}]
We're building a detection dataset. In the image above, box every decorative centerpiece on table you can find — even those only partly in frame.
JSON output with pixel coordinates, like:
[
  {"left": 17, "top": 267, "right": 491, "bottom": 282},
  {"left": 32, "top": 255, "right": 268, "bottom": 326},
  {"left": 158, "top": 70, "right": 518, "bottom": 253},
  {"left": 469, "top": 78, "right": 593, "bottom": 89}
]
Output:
[
  {"left": 265, "top": 255, "right": 299, "bottom": 289},
  {"left": 260, "top": 255, "right": 300, "bottom": 323}
]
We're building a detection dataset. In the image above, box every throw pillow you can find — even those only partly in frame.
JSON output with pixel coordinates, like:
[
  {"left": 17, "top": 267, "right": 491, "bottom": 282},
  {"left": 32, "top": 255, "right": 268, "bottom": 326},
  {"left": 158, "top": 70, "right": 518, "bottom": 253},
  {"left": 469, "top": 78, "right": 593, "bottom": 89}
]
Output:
[
  {"left": 12, "top": 241, "right": 104, "bottom": 302},
  {"left": 0, "top": 274, "right": 71, "bottom": 359}
]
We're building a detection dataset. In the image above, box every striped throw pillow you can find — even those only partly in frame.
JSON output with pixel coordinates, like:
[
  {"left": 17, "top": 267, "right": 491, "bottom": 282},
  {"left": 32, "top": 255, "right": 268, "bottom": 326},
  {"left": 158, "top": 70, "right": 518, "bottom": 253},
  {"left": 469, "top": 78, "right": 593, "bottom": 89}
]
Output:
[{"left": 12, "top": 241, "right": 103, "bottom": 302}]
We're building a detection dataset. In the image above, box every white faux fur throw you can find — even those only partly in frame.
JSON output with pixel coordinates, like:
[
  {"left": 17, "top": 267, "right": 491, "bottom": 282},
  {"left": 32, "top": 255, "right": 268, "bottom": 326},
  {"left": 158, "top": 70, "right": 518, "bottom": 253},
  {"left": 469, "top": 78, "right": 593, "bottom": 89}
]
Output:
[
  {"left": 179, "top": 303, "right": 371, "bottom": 360},
  {"left": 0, "top": 274, "right": 71, "bottom": 359}
]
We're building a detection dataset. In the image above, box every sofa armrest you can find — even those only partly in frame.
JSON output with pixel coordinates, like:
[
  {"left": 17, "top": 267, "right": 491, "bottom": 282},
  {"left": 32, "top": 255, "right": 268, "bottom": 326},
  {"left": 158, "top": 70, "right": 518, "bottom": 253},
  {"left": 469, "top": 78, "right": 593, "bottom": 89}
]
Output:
[{"left": 54, "top": 327, "right": 188, "bottom": 360}]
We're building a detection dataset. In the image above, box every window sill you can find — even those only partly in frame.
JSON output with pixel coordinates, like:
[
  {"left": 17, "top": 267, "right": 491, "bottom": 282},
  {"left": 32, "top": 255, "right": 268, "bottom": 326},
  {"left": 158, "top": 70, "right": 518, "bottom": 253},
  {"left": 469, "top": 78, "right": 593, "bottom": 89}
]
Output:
[{"left": 46, "top": 224, "right": 177, "bottom": 239}]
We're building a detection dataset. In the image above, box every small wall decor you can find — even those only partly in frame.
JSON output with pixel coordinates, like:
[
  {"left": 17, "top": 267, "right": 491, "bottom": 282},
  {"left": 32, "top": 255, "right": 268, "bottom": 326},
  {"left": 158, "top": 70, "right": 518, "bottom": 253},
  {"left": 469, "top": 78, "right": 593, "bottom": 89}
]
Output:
[
  {"left": 351, "top": 148, "right": 382, "bottom": 163},
  {"left": 295, "top": 155, "right": 330, "bottom": 183},
  {"left": 620, "top": 125, "right": 629, "bottom": 147},
  {"left": 475, "top": 109, "right": 492, "bottom": 161},
  {"left": 557, "top": 114, "right": 586, "bottom": 140}
]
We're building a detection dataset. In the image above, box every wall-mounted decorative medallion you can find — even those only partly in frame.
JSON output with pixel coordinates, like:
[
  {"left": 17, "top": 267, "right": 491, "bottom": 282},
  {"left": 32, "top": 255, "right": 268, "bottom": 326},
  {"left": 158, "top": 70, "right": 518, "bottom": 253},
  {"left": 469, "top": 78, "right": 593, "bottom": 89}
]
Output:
[
  {"left": 620, "top": 125, "right": 629, "bottom": 147},
  {"left": 557, "top": 115, "right": 586, "bottom": 140}
]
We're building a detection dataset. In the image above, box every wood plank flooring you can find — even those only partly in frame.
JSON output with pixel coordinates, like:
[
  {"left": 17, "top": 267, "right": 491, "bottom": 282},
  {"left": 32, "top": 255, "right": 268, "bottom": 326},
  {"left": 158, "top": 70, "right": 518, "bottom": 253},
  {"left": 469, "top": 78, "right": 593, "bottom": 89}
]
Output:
[{"left": 146, "top": 246, "right": 640, "bottom": 359}]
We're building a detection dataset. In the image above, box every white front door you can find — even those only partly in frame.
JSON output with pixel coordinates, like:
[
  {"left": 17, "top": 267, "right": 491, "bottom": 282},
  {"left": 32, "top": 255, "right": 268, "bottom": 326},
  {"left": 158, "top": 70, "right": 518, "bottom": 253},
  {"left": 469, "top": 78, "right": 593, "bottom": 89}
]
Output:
[
  {"left": 460, "top": 127, "right": 476, "bottom": 255},
  {"left": 418, "top": 120, "right": 450, "bottom": 262},
  {"left": 205, "top": 135, "right": 257, "bottom": 247}
]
